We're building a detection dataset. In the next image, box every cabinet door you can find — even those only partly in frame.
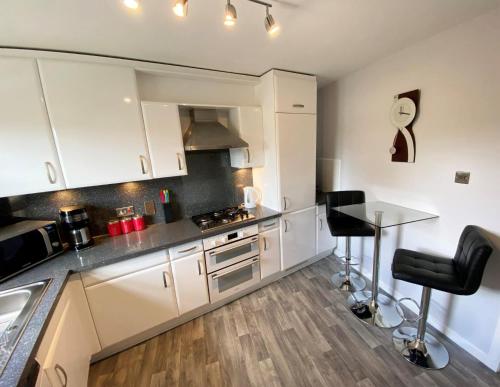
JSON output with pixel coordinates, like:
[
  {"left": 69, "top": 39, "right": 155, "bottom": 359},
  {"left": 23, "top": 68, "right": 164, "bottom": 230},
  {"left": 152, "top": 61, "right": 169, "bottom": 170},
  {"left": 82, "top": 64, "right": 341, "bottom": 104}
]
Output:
[
  {"left": 274, "top": 72, "right": 317, "bottom": 114},
  {"left": 229, "top": 107, "right": 264, "bottom": 168},
  {"left": 317, "top": 212, "right": 337, "bottom": 255},
  {"left": 141, "top": 102, "right": 188, "bottom": 178},
  {"left": 171, "top": 252, "right": 209, "bottom": 315},
  {"left": 38, "top": 59, "right": 151, "bottom": 188},
  {"left": 260, "top": 227, "right": 281, "bottom": 279},
  {"left": 277, "top": 113, "right": 316, "bottom": 212},
  {"left": 281, "top": 207, "right": 316, "bottom": 270},
  {"left": 38, "top": 276, "right": 100, "bottom": 387},
  {"left": 0, "top": 57, "right": 65, "bottom": 197},
  {"left": 85, "top": 263, "right": 178, "bottom": 348}
]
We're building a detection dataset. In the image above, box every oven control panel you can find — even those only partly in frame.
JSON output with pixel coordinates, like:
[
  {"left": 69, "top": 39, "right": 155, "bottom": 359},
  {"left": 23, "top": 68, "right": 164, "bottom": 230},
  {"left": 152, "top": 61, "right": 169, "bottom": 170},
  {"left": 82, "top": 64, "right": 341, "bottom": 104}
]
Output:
[{"left": 203, "top": 224, "right": 259, "bottom": 250}]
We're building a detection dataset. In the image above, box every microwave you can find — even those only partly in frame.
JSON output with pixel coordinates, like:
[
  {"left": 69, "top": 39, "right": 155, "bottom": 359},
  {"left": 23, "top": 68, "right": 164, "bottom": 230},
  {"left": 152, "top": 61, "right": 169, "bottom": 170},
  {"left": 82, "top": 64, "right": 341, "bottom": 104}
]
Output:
[{"left": 0, "top": 219, "right": 64, "bottom": 282}]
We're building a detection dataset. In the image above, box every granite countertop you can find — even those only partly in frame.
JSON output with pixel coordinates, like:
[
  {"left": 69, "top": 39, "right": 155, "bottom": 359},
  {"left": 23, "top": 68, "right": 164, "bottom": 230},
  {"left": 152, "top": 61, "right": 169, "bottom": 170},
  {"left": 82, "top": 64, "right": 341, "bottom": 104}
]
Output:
[{"left": 0, "top": 206, "right": 280, "bottom": 387}]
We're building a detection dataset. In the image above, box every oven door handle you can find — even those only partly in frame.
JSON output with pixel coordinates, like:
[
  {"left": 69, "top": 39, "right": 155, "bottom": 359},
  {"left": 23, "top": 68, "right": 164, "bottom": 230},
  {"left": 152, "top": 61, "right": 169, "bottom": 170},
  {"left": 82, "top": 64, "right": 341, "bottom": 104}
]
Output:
[
  {"left": 211, "top": 257, "right": 259, "bottom": 280},
  {"left": 208, "top": 236, "right": 259, "bottom": 255}
]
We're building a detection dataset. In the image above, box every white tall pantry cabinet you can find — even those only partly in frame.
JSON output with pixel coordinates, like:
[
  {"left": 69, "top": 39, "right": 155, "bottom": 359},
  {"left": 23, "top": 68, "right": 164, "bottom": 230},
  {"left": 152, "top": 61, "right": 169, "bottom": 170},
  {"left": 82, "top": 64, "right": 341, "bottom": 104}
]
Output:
[{"left": 254, "top": 70, "right": 318, "bottom": 271}]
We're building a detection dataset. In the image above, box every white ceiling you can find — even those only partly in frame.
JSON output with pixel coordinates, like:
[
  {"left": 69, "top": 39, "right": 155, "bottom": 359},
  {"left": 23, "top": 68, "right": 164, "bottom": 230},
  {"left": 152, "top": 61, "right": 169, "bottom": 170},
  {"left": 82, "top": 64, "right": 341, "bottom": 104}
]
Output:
[{"left": 1, "top": 0, "right": 499, "bottom": 85}]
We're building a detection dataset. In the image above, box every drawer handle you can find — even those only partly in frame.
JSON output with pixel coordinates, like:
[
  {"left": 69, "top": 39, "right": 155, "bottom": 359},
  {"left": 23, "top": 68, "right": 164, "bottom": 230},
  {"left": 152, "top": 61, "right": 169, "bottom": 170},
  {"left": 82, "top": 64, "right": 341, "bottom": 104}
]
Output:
[
  {"left": 45, "top": 161, "right": 57, "bottom": 184},
  {"left": 178, "top": 245, "right": 197, "bottom": 254},
  {"left": 263, "top": 236, "right": 268, "bottom": 251},
  {"left": 293, "top": 104, "right": 305, "bottom": 108},
  {"left": 262, "top": 222, "right": 276, "bottom": 228},
  {"left": 54, "top": 364, "right": 68, "bottom": 387},
  {"left": 162, "top": 271, "right": 169, "bottom": 287}
]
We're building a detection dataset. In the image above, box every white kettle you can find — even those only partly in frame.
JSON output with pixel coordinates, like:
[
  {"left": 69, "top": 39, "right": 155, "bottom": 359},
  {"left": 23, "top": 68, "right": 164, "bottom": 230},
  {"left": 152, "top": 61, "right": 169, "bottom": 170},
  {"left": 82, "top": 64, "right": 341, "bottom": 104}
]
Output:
[{"left": 243, "top": 186, "right": 261, "bottom": 209}]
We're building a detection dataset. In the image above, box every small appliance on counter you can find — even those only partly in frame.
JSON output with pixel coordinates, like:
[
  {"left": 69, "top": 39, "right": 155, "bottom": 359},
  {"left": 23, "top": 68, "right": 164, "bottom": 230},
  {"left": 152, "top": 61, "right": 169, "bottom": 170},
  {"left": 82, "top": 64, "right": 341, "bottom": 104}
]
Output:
[
  {"left": 243, "top": 186, "right": 261, "bottom": 209},
  {"left": 0, "top": 218, "right": 64, "bottom": 282},
  {"left": 59, "top": 205, "right": 94, "bottom": 251}
]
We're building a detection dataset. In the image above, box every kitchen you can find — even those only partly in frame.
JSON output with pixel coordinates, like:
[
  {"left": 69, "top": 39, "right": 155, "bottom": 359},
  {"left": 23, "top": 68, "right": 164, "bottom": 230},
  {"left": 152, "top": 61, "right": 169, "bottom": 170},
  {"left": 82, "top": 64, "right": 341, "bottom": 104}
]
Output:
[{"left": 1, "top": 1, "right": 500, "bottom": 386}]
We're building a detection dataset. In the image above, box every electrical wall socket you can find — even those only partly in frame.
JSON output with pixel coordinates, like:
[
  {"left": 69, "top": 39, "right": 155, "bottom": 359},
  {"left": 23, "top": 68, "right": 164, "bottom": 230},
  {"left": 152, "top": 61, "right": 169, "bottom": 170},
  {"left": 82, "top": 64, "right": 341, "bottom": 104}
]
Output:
[
  {"left": 455, "top": 171, "right": 470, "bottom": 184},
  {"left": 116, "top": 206, "right": 135, "bottom": 217}
]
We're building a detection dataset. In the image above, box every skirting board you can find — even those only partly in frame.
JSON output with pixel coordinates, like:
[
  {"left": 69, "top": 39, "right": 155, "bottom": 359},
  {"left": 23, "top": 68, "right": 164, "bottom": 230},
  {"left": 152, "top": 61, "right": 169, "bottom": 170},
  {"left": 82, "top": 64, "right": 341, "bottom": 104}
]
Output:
[{"left": 90, "top": 252, "right": 328, "bottom": 363}]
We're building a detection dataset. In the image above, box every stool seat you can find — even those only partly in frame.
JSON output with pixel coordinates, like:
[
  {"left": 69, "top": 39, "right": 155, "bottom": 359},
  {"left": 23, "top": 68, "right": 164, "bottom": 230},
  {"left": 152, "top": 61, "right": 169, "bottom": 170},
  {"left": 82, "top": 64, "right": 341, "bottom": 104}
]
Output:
[
  {"left": 327, "top": 213, "right": 375, "bottom": 237},
  {"left": 392, "top": 250, "right": 462, "bottom": 294}
]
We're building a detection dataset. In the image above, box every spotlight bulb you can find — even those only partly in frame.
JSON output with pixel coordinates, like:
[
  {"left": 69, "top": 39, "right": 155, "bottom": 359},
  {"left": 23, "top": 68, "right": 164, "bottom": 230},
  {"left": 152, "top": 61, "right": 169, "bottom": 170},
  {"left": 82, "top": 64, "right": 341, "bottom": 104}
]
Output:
[
  {"left": 123, "top": 0, "right": 140, "bottom": 10},
  {"left": 264, "top": 8, "right": 279, "bottom": 35},
  {"left": 224, "top": 1, "right": 237, "bottom": 27},
  {"left": 173, "top": 0, "right": 188, "bottom": 17}
]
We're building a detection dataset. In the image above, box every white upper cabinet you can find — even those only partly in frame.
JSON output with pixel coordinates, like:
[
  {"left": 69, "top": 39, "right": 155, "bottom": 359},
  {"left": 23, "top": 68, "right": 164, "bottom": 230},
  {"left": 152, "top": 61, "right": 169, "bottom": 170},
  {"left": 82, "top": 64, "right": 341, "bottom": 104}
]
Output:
[
  {"left": 0, "top": 57, "right": 65, "bottom": 197},
  {"left": 141, "top": 102, "right": 188, "bottom": 177},
  {"left": 37, "top": 59, "right": 152, "bottom": 188},
  {"left": 273, "top": 71, "right": 317, "bottom": 114},
  {"left": 277, "top": 113, "right": 316, "bottom": 212},
  {"left": 229, "top": 106, "right": 264, "bottom": 168}
]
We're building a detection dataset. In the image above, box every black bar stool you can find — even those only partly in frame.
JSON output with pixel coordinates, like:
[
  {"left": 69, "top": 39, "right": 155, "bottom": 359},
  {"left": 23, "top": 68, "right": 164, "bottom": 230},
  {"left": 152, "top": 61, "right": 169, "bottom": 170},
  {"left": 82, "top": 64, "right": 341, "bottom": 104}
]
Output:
[
  {"left": 391, "top": 225, "right": 493, "bottom": 369},
  {"left": 326, "top": 191, "right": 375, "bottom": 292}
]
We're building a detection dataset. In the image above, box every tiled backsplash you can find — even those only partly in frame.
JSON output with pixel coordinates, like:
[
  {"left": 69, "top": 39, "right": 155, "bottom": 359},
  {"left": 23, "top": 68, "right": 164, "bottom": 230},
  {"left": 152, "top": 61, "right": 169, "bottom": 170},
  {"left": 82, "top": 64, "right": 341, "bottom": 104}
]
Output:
[{"left": 0, "top": 151, "right": 252, "bottom": 236}]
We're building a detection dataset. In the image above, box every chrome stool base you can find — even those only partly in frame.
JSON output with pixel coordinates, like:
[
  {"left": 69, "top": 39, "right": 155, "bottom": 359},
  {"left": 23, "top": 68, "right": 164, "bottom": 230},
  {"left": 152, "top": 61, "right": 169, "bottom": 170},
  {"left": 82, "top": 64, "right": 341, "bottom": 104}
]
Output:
[
  {"left": 331, "top": 272, "right": 366, "bottom": 292},
  {"left": 392, "top": 326, "right": 449, "bottom": 369},
  {"left": 346, "top": 291, "right": 403, "bottom": 328},
  {"left": 335, "top": 256, "right": 361, "bottom": 266}
]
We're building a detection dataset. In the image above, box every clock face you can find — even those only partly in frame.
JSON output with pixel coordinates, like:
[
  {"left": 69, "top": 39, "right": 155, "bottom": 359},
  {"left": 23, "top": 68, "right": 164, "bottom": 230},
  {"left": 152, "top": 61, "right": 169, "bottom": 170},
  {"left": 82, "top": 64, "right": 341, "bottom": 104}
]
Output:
[{"left": 390, "top": 97, "right": 416, "bottom": 128}]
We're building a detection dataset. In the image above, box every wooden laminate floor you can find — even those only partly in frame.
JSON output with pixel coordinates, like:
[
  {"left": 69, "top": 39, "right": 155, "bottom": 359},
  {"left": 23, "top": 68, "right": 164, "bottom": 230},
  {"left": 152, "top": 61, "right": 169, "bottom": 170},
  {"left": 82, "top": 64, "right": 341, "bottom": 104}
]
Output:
[{"left": 88, "top": 256, "right": 500, "bottom": 387}]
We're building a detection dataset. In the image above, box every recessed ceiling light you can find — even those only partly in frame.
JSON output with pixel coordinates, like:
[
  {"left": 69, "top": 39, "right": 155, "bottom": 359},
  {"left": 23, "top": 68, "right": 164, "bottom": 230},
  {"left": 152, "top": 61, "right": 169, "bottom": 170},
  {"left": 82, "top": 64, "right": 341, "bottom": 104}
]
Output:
[
  {"left": 265, "top": 6, "right": 280, "bottom": 35},
  {"left": 224, "top": 0, "right": 237, "bottom": 27},
  {"left": 123, "top": 0, "right": 140, "bottom": 10},
  {"left": 173, "top": 0, "right": 188, "bottom": 17}
]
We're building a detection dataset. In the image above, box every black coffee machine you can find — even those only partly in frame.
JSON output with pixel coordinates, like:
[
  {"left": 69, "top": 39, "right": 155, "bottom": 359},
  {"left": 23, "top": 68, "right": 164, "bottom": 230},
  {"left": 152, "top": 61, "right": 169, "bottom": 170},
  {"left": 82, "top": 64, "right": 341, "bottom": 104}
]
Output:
[{"left": 59, "top": 205, "right": 94, "bottom": 250}]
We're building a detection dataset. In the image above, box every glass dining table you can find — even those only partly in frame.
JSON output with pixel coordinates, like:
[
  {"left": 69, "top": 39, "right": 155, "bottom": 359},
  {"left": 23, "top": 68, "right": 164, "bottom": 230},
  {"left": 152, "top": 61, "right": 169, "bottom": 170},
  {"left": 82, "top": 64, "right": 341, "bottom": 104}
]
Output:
[{"left": 332, "top": 201, "right": 439, "bottom": 328}]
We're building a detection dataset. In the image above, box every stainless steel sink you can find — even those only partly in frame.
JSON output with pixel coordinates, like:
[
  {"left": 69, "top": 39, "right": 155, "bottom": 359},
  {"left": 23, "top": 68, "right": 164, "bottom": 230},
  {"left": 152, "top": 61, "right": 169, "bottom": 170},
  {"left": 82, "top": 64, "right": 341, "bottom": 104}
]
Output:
[{"left": 0, "top": 279, "right": 51, "bottom": 374}]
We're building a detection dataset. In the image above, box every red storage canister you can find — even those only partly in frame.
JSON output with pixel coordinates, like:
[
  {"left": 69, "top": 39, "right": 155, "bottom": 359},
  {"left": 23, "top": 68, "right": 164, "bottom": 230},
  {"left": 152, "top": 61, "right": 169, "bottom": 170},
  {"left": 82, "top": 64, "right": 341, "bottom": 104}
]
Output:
[
  {"left": 132, "top": 214, "right": 146, "bottom": 231},
  {"left": 120, "top": 217, "right": 134, "bottom": 234},
  {"left": 107, "top": 219, "right": 122, "bottom": 237}
]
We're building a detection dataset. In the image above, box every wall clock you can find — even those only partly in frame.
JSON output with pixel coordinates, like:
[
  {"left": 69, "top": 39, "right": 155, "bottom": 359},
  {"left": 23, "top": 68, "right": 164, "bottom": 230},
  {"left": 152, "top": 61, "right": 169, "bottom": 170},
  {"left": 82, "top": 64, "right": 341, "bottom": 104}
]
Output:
[{"left": 390, "top": 89, "right": 420, "bottom": 163}]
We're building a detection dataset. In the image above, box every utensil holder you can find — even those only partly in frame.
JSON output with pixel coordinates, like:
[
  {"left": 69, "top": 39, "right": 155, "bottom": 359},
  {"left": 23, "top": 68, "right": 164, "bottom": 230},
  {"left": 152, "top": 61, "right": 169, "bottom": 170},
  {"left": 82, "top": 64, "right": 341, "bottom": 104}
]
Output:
[{"left": 162, "top": 202, "right": 174, "bottom": 223}]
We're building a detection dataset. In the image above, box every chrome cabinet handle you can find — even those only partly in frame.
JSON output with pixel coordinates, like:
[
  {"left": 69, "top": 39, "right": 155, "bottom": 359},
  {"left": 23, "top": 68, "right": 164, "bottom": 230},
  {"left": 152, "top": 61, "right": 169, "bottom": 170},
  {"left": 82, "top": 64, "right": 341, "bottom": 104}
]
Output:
[
  {"left": 197, "top": 259, "right": 203, "bottom": 275},
  {"left": 54, "top": 364, "right": 68, "bottom": 387},
  {"left": 162, "top": 271, "right": 169, "bottom": 287},
  {"left": 293, "top": 104, "right": 305, "bottom": 108},
  {"left": 246, "top": 148, "right": 251, "bottom": 163},
  {"left": 263, "top": 236, "right": 268, "bottom": 251},
  {"left": 262, "top": 222, "right": 276, "bottom": 228},
  {"left": 45, "top": 162, "right": 57, "bottom": 184},
  {"left": 283, "top": 197, "right": 289, "bottom": 211},
  {"left": 177, "top": 153, "right": 183, "bottom": 170},
  {"left": 319, "top": 218, "right": 323, "bottom": 230},
  {"left": 284, "top": 219, "right": 289, "bottom": 232},
  {"left": 178, "top": 245, "right": 197, "bottom": 254},
  {"left": 139, "top": 155, "right": 149, "bottom": 174}
]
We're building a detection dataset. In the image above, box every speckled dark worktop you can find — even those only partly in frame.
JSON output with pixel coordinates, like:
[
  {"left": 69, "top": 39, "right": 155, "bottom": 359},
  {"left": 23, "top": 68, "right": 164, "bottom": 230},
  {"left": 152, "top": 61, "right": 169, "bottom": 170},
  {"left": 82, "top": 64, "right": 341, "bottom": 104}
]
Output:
[{"left": 0, "top": 206, "right": 280, "bottom": 387}]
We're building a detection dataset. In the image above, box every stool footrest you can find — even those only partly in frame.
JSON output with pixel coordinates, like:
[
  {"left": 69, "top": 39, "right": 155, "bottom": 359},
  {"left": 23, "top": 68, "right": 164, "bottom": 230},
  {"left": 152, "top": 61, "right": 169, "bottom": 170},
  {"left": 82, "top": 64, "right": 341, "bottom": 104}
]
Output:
[{"left": 395, "top": 297, "right": 422, "bottom": 324}]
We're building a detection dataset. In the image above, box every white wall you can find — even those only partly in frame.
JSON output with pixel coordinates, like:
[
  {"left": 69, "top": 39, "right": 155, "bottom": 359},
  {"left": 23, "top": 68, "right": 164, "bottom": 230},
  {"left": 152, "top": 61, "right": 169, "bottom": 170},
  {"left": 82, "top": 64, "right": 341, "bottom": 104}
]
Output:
[{"left": 318, "top": 8, "right": 500, "bottom": 370}]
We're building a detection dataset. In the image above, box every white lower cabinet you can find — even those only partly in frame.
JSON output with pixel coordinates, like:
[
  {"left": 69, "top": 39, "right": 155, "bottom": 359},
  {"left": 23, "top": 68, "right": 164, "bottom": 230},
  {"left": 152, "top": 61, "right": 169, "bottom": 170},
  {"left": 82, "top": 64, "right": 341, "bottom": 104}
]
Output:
[
  {"left": 171, "top": 252, "right": 209, "bottom": 315},
  {"left": 259, "top": 227, "right": 281, "bottom": 279},
  {"left": 85, "top": 262, "right": 179, "bottom": 348},
  {"left": 317, "top": 210, "right": 337, "bottom": 255},
  {"left": 36, "top": 275, "right": 100, "bottom": 387},
  {"left": 281, "top": 207, "right": 317, "bottom": 270}
]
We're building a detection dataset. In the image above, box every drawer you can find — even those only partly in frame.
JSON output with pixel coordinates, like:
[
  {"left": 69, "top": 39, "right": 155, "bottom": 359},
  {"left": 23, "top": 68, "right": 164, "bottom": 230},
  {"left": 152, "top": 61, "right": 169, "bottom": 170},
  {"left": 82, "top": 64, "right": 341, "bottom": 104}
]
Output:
[
  {"left": 82, "top": 249, "right": 169, "bottom": 287},
  {"left": 258, "top": 218, "right": 280, "bottom": 232},
  {"left": 274, "top": 71, "right": 317, "bottom": 114},
  {"left": 169, "top": 240, "right": 203, "bottom": 260}
]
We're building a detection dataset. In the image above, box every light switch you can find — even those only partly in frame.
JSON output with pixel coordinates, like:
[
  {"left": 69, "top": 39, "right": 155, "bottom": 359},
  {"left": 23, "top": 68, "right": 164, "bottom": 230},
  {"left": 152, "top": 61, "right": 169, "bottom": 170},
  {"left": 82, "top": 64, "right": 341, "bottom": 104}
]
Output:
[{"left": 455, "top": 171, "right": 470, "bottom": 184}]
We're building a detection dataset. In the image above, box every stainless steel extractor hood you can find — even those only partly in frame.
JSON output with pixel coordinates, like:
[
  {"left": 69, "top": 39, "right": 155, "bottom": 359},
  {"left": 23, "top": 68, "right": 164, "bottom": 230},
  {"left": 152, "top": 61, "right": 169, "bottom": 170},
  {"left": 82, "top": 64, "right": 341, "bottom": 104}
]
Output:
[{"left": 183, "top": 108, "right": 248, "bottom": 151}]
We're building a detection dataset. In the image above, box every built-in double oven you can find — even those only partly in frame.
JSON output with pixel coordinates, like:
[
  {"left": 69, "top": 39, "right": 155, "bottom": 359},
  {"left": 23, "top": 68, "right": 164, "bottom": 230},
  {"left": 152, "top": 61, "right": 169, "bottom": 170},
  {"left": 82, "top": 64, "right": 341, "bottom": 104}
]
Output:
[{"left": 203, "top": 224, "right": 260, "bottom": 302}]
